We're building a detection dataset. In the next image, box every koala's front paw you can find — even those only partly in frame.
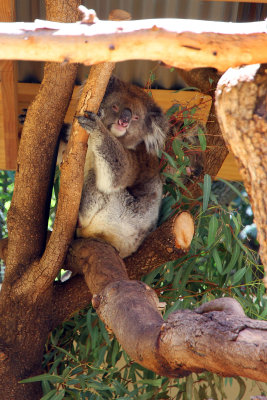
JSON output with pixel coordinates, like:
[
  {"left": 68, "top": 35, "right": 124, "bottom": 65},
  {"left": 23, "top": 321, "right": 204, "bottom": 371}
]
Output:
[{"left": 77, "top": 111, "right": 99, "bottom": 132}]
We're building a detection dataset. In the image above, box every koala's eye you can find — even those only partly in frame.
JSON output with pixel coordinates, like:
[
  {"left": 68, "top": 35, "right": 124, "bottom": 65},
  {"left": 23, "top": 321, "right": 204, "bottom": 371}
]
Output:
[
  {"left": 112, "top": 104, "right": 119, "bottom": 112},
  {"left": 132, "top": 115, "right": 139, "bottom": 121}
]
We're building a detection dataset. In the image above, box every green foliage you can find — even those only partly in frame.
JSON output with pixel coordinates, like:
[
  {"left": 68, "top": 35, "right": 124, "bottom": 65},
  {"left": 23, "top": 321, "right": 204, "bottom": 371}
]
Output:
[
  {"left": 0, "top": 170, "right": 15, "bottom": 281},
  {"left": 0, "top": 170, "right": 14, "bottom": 238}
]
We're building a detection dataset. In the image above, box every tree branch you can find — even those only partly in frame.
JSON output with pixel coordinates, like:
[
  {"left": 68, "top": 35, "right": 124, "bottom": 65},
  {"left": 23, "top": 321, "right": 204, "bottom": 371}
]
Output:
[
  {"left": 52, "top": 275, "right": 91, "bottom": 328},
  {"left": 36, "top": 63, "right": 114, "bottom": 292},
  {"left": 0, "top": 19, "right": 266, "bottom": 71},
  {"left": 5, "top": 54, "right": 78, "bottom": 283},
  {"left": 36, "top": 9, "right": 131, "bottom": 292},
  {"left": 125, "top": 212, "right": 194, "bottom": 280},
  {"left": 216, "top": 64, "right": 267, "bottom": 288},
  {"left": 68, "top": 238, "right": 267, "bottom": 382}
]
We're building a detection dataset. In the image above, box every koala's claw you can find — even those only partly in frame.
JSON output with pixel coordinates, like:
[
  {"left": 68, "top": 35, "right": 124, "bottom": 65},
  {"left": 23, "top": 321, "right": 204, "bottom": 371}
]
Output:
[
  {"left": 77, "top": 112, "right": 98, "bottom": 131},
  {"left": 84, "top": 110, "right": 97, "bottom": 121}
]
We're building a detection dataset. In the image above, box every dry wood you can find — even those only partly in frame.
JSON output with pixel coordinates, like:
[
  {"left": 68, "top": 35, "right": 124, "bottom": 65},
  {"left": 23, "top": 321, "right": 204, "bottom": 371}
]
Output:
[
  {"left": 0, "top": 18, "right": 266, "bottom": 71},
  {"left": 173, "top": 212, "right": 194, "bottom": 250},
  {"left": 216, "top": 64, "right": 267, "bottom": 288},
  {"left": 0, "top": 61, "right": 18, "bottom": 170}
]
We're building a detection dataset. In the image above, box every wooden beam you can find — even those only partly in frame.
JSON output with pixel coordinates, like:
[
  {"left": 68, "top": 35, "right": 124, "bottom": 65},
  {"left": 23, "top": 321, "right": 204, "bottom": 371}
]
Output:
[
  {"left": 15, "top": 83, "right": 212, "bottom": 124},
  {"left": 215, "top": 153, "right": 241, "bottom": 181},
  {"left": 0, "top": 19, "right": 266, "bottom": 71},
  {"left": 204, "top": 0, "right": 267, "bottom": 2},
  {"left": 0, "top": 0, "right": 18, "bottom": 170}
]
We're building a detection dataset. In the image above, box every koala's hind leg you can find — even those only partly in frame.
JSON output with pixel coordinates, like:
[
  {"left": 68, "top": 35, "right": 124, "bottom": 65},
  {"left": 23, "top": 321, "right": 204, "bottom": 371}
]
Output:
[{"left": 78, "top": 113, "right": 138, "bottom": 193}]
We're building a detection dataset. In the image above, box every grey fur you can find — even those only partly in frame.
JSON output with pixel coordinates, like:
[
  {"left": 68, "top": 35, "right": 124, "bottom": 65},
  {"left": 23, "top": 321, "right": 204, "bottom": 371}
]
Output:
[{"left": 76, "top": 77, "right": 169, "bottom": 258}]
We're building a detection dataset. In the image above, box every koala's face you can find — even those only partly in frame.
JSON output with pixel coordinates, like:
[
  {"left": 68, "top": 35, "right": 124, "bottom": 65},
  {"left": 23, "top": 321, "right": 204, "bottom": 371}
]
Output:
[
  {"left": 99, "top": 77, "right": 168, "bottom": 154},
  {"left": 101, "top": 91, "right": 146, "bottom": 149}
]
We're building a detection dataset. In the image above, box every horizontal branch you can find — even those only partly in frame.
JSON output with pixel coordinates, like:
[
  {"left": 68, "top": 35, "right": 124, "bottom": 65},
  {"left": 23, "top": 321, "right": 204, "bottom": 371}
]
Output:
[
  {"left": 71, "top": 238, "right": 267, "bottom": 382},
  {"left": 0, "top": 18, "right": 266, "bottom": 70}
]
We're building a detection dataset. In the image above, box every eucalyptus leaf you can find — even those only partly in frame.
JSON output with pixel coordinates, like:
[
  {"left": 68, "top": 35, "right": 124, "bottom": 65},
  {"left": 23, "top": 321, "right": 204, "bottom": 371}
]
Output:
[
  {"left": 212, "top": 248, "right": 223, "bottom": 275},
  {"left": 139, "top": 378, "right": 163, "bottom": 387},
  {"left": 207, "top": 215, "right": 218, "bottom": 247},
  {"left": 40, "top": 389, "right": 57, "bottom": 400},
  {"left": 203, "top": 174, "right": 211, "bottom": 212},
  {"left": 162, "top": 151, "right": 178, "bottom": 169},
  {"left": 224, "top": 243, "right": 241, "bottom": 275},
  {"left": 166, "top": 104, "right": 180, "bottom": 117},
  {"left": 231, "top": 267, "right": 246, "bottom": 285},
  {"left": 234, "top": 376, "right": 246, "bottom": 400},
  {"left": 197, "top": 126, "right": 207, "bottom": 151},
  {"left": 20, "top": 374, "right": 63, "bottom": 384},
  {"left": 54, "top": 346, "right": 78, "bottom": 362}
]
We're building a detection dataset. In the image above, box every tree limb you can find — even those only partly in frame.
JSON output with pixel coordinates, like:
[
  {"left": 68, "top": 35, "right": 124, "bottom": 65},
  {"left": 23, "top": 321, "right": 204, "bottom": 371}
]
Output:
[
  {"left": 69, "top": 238, "right": 267, "bottom": 382},
  {"left": 37, "top": 10, "right": 132, "bottom": 292},
  {"left": 52, "top": 275, "right": 91, "bottom": 328},
  {"left": 216, "top": 64, "right": 267, "bottom": 287},
  {"left": 5, "top": 58, "right": 78, "bottom": 284},
  {"left": 0, "top": 19, "right": 266, "bottom": 71},
  {"left": 125, "top": 212, "right": 194, "bottom": 280}
]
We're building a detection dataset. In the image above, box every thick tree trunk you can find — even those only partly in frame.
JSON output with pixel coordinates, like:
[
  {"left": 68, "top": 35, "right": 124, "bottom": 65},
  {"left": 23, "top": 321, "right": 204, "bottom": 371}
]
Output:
[
  {"left": 0, "top": 1, "right": 81, "bottom": 398},
  {"left": 216, "top": 64, "right": 267, "bottom": 287}
]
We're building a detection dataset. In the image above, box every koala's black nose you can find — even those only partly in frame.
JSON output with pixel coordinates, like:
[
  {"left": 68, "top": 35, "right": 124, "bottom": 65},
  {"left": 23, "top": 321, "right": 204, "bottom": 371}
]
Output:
[{"left": 120, "top": 108, "right": 132, "bottom": 123}]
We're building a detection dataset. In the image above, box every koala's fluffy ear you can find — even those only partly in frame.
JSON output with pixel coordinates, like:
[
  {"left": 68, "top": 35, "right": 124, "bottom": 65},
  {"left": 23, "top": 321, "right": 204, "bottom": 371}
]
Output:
[
  {"left": 144, "top": 105, "right": 169, "bottom": 154},
  {"left": 104, "top": 76, "right": 122, "bottom": 98}
]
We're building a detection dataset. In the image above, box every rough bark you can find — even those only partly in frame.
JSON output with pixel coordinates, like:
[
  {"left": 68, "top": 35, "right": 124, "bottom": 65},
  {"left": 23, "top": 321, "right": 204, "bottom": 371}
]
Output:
[
  {"left": 125, "top": 212, "right": 194, "bottom": 280},
  {"left": 216, "top": 64, "right": 267, "bottom": 287},
  {"left": 0, "top": 18, "right": 267, "bottom": 71},
  {"left": 67, "top": 238, "right": 267, "bottom": 381},
  {"left": 0, "top": 1, "right": 81, "bottom": 399}
]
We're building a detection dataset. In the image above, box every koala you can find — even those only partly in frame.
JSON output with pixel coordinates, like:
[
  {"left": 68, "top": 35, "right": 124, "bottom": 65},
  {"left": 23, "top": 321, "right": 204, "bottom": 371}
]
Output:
[{"left": 75, "top": 77, "right": 169, "bottom": 258}]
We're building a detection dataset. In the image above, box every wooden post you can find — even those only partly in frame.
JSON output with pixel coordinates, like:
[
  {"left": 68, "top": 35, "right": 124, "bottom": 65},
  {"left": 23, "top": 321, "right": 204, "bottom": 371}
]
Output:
[{"left": 0, "top": 0, "right": 18, "bottom": 170}]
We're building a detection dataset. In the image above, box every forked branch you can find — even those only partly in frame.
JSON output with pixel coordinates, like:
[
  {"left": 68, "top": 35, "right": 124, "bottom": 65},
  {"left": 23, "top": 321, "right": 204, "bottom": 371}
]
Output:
[{"left": 66, "top": 238, "right": 267, "bottom": 382}]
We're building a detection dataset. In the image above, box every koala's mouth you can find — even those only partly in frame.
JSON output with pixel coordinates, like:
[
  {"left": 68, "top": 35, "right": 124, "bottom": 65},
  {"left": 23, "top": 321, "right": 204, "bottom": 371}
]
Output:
[{"left": 110, "top": 121, "right": 129, "bottom": 137}]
